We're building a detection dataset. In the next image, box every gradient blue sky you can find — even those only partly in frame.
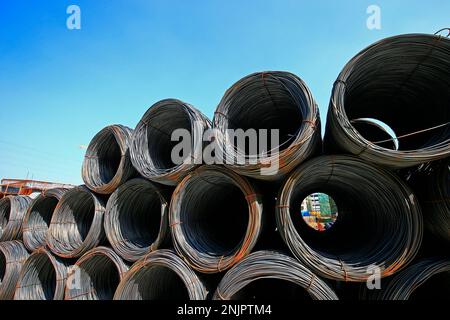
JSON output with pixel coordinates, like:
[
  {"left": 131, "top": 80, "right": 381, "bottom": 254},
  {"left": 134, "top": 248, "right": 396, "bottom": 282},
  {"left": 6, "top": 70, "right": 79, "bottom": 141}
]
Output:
[{"left": 0, "top": 0, "right": 448, "bottom": 185}]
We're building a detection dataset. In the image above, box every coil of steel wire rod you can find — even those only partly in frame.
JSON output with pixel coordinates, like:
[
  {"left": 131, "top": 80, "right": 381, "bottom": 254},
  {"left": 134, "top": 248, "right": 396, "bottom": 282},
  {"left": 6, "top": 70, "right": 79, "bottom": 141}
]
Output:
[
  {"left": 47, "top": 186, "right": 106, "bottom": 258},
  {"left": 213, "top": 71, "right": 322, "bottom": 180},
  {"left": 376, "top": 258, "right": 450, "bottom": 300},
  {"left": 22, "top": 188, "right": 68, "bottom": 251},
  {"left": 276, "top": 155, "right": 423, "bottom": 282},
  {"left": 213, "top": 251, "right": 338, "bottom": 300},
  {"left": 130, "top": 99, "right": 211, "bottom": 186},
  {"left": 113, "top": 249, "right": 207, "bottom": 300},
  {"left": 14, "top": 247, "right": 71, "bottom": 300},
  {"left": 0, "top": 241, "right": 30, "bottom": 300},
  {"left": 105, "top": 178, "right": 170, "bottom": 262},
  {"left": 170, "top": 165, "right": 263, "bottom": 274},
  {"left": 0, "top": 195, "right": 32, "bottom": 241},
  {"left": 324, "top": 34, "right": 450, "bottom": 168},
  {"left": 406, "top": 160, "right": 450, "bottom": 245},
  {"left": 82, "top": 124, "right": 136, "bottom": 194},
  {"left": 65, "top": 246, "right": 129, "bottom": 300}
]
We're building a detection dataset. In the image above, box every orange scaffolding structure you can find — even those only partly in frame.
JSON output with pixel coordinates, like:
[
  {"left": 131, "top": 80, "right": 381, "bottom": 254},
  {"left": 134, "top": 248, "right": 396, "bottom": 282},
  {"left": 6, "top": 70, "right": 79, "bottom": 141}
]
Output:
[{"left": 0, "top": 179, "right": 75, "bottom": 198}]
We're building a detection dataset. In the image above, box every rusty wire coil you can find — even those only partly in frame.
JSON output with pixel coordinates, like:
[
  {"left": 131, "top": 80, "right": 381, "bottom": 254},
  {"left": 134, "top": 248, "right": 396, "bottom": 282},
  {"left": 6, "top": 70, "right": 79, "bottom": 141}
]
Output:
[
  {"left": 14, "top": 247, "right": 71, "bottom": 300},
  {"left": 105, "top": 178, "right": 170, "bottom": 262},
  {"left": 22, "top": 188, "right": 68, "bottom": 251},
  {"left": 113, "top": 249, "right": 207, "bottom": 300},
  {"left": 0, "top": 195, "right": 32, "bottom": 241},
  {"left": 276, "top": 155, "right": 423, "bottom": 282},
  {"left": 213, "top": 251, "right": 338, "bottom": 300},
  {"left": 170, "top": 165, "right": 263, "bottom": 274},
  {"left": 65, "top": 246, "right": 129, "bottom": 300},
  {"left": 213, "top": 71, "right": 322, "bottom": 181},
  {"left": 406, "top": 160, "right": 450, "bottom": 245},
  {"left": 377, "top": 258, "right": 450, "bottom": 300},
  {"left": 130, "top": 99, "right": 211, "bottom": 186},
  {"left": 0, "top": 241, "right": 30, "bottom": 300},
  {"left": 47, "top": 186, "right": 106, "bottom": 258},
  {"left": 324, "top": 34, "right": 450, "bottom": 168},
  {"left": 82, "top": 124, "right": 136, "bottom": 194}
]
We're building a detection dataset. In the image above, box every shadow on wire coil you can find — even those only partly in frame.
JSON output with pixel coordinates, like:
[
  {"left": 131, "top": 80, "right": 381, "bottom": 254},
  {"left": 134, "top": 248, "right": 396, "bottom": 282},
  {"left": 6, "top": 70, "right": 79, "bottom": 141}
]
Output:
[
  {"left": 105, "top": 178, "right": 170, "bottom": 262},
  {"left": 213, "top": 71, "right": 321, "bottom": 181},
  {"left": 0, "top": 241, "right": 29, "bottom": 300},
  {"left": 170, "top": 165, "right": 262, "bottom": 274},
  {"left": 0, "top": 195, "right": 31, "bottom": 241},
  {"left": 22, "top": 188, "right": 68, "bottom": 251},
  {"left": 374, "top": 258, "right": 450, "bottom": 300},
  {"left": 65, "top": 246, "right": 129, "bottom": 300},
  {"left": 47, "top": 186, "right": 106, "bottom": 258},
  {"left": 324, "top": 34, "right": 450, "bottom": 168},
  {"left": 276, "top": 155, "right": 423, "bottom": 282},
  {"left": 405, "top": 159, "right": 450, "bottom": 245},
  {"left": 14, "top": 247, "right": 71, "bottom": 300},
  {"left": 130, "top": 99, "right": 211, "bottom": 186},
  {"left": 213, "top": 251, "right": 338, "bottom": 300},
  {"left": 113, "top": 250, "right": 207, "bottom": 300},
  {"left": 82, "top": 124, "right": 136, "bottom": 194}
]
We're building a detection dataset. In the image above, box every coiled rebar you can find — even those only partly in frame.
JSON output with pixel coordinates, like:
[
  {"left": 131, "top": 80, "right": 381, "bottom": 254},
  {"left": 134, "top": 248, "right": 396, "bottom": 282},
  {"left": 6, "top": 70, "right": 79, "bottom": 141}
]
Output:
[
  {"left": 65, "top": 246, "right": 129, "bottom": 300},
  {"left": 47, "top": 186, "right": 106, "bottom": 258},
  {"left": 377, "top": 258, "right": 450, "bottom": 300},
  {"left": 0, "top": 241, "right": 30, "bottom": 300},
  {"left": 170, "top": 165, "right": 263, "bottom": 274},
  {"left": 22, "top": 188, "right": 68, "bottom": 251},
  {"left": 113, "top": 249, "right": 207, "bottom": 300},
  {"left": 213, "top": 250, "right": 338, "bottom": 300},
  {"left": 14, "top": 247, "right": 71, "bottom": 300},
  {"left": 82, "top": 125, "right": 136, "bottom": 194},
  {"left": 130, "top": 99, "right": 211, "bottom": 186},
  {"left": 213, "top": 71, "right": 321, "bottom": 180},
  {"left": 325, "top": 34, "right": 450, "bottom": 168},
  {"left": 105, "top": 178, "right": 170, "bottom": 262},
  {"left": 276, "top": 155, "right": 423, "bottom": 282},
  {"left": 0, "top": 195, "right": 32, "bottom": 241}
]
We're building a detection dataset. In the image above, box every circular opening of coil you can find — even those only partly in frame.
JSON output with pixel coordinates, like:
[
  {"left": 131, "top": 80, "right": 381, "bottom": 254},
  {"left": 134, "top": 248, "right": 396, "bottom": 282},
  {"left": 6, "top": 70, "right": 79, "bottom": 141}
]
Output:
[
  {"left": 0, "top": 251, "right": 5, "bottom": 283},
  {"left": 130, "top": 266, "right": 189, "bottom": 300},
  {"left": 0, "top": 198, "right": 11, "bottom": 232},
  {"left": 351, "top": 118, "right": 399, "bottom": 150},
  {"left": 225, "top": 75, "right": 303, "bottom": 155},
  {"left": 180, "top": 175, "right": 249, "bottom": 256},
  {"left": 28, "top": 196, "right": 59, "bottom": 236},
  {"left": 145, "top": 104, "right": 191, "bottom": 170},
  {"left": 21, "top": 253, "right": 57, "bottom": 300},
  {"left": 300, "top": 193, "right": 338, "bottom": 232},
  {"left": 78, "top": 255, "right": 121, "bottom": 300},
  {"left": 409, "top": 271, "right": 450, "bottom": 300},
  {"left": 54, "top": 191, "right": 95, "bottom": 247},
  {"left": 231, "top": 278, "right": 312, "bottom": 300},
  {"left": 96, "top": 130, "right": 122, "bottom": 185},
  {"left": 116, "top": 186, "right": 162, "bottom": 248}
]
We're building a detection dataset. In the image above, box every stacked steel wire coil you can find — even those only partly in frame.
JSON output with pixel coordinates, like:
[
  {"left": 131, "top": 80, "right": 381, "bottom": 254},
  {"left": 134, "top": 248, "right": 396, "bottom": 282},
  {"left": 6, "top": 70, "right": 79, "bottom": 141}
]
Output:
[
  {"left": 0, "top": 32, "right": 449, "bottom": 301},
  {"left": 213, "top": 71, "right": 322, "bottom": 180}
]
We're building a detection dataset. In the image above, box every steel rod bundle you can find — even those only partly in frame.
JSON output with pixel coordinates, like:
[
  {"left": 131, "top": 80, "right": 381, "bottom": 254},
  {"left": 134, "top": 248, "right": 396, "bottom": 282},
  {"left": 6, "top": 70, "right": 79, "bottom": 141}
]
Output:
[
  {"left": 65, "top": 246, "right": 129, "bottom": 300},
  {"left": 276, "top": 155, "right": 423, "bottom": 282},
  {"left": 47, "top": 186, "right": 106, "bottom": 258},
  {"left": 14, "top": 247, "right": 71, "bottom": 300},
  {"left": 105, "top": 178, "right": 170, "bottom": 262},
  {"left": 0, "top": 241, "right": 30, "bottom": 299},
  {"left": 170, "top": 165, "right": 263, "bottom": 274},
  {"left": 130, "top": 99, "right": 211, "bottom": 186},
  {"left": 213, "top": 71, "right": 321, "bottom": 180},
  {"left": 406, "top": 160, "right": 450, "bottom": 244},
  {"left": 113, "top": 249, "right": 207, "bottom": 300},
  {"left": 22, "top": 188, "right": 68, "bottom": 251},
  {"left": 213, "top": 251, "right": 338, "bottom": 300},
  {"left": 377, "top": 258, "right": 450, "bottom": 300},
  {"left": 82, "top": 125, "right": 136, "bottom": 194},
  {"left": 324, "top": 34, "right": 450, "bottom": 168},
  {"left": 0, "top": 195, "right": 32, "bottom": 241}
]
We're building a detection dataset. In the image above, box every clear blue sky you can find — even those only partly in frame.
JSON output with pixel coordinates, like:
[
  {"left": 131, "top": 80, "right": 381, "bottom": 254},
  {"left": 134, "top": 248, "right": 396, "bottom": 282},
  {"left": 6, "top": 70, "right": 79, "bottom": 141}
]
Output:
[{"left": 0, "top": 0, "right": 448, "bottom": 185}]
